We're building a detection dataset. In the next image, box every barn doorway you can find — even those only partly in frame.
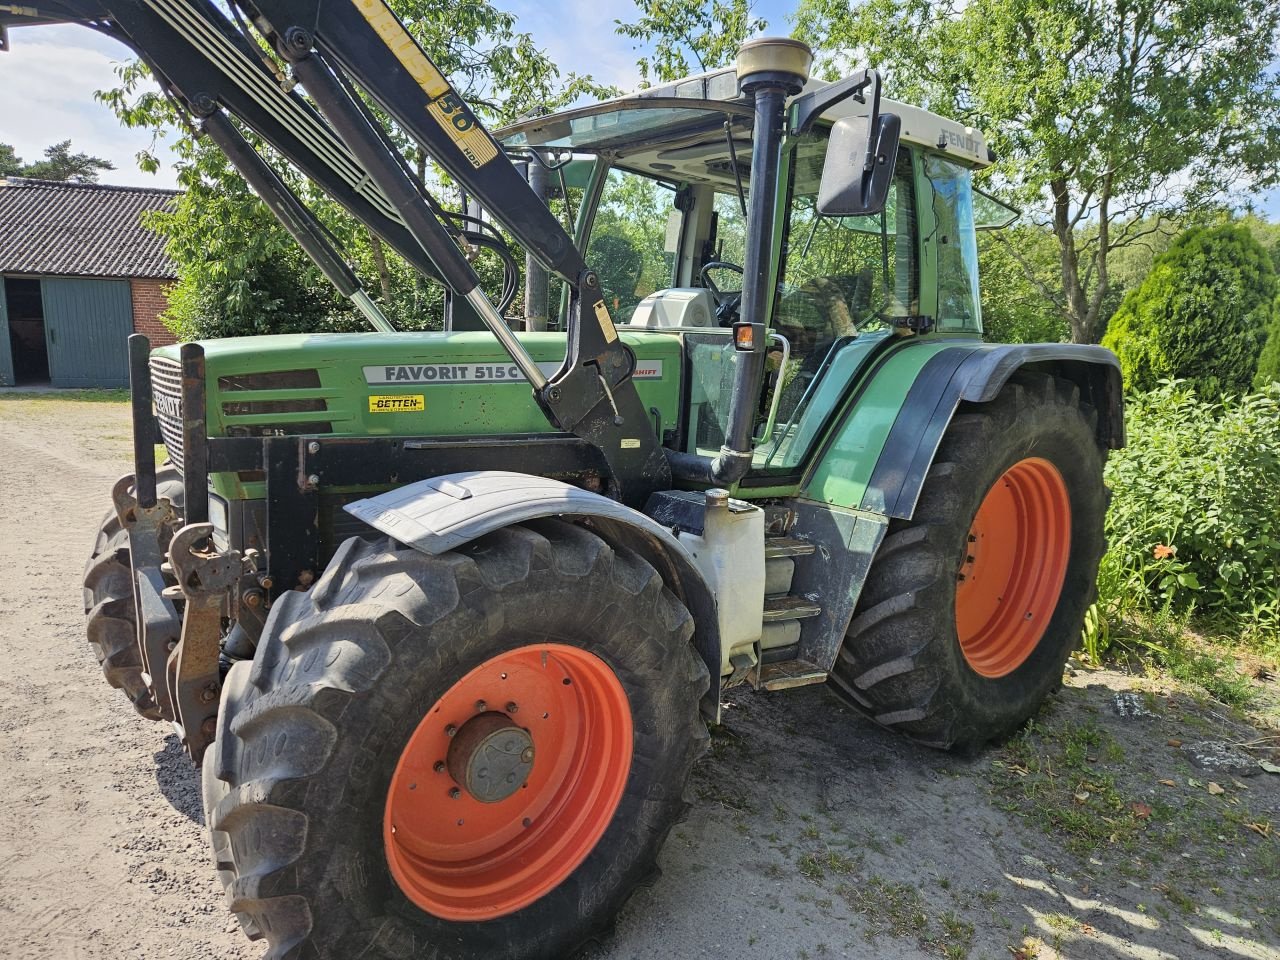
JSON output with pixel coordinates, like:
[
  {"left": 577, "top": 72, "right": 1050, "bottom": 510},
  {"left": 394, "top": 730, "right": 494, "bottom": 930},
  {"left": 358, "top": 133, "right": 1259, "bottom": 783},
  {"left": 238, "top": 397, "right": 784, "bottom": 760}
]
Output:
[{"left": 3, "top": 278, "right": 50, "bottom": 385}]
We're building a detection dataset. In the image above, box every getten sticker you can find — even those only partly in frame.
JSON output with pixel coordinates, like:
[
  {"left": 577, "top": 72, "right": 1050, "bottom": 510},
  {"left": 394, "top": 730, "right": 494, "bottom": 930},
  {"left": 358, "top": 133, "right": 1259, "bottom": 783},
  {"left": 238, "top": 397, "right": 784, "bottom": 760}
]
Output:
[{"left": 368, "top": 394, "right": 426, "bottom": 413}]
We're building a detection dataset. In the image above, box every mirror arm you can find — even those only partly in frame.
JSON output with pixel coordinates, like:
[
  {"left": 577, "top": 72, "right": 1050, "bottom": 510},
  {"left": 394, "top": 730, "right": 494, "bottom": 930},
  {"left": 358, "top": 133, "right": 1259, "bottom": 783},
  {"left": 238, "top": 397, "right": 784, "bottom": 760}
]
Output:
[{"left": 791, "top": 69, "right": 880, "bottom": 135}]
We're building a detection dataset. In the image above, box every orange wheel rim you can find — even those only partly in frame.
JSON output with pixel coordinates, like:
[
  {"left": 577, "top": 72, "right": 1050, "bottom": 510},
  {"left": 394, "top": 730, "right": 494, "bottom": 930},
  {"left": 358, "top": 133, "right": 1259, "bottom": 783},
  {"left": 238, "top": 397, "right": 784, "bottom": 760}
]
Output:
[
  {"left": 955, "top": 457, "right": 1071, "bottom": 679},
  {"left": 384, "top": 644, "right": 633, "bottom": 921}
]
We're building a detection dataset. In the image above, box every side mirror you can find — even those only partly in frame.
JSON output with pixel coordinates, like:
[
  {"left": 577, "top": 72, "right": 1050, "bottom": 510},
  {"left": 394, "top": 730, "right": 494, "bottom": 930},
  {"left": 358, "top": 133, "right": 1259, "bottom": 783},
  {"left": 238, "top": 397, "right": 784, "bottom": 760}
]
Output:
[{"left": 816, "top": 113, "right": 901, "bottom": 217}]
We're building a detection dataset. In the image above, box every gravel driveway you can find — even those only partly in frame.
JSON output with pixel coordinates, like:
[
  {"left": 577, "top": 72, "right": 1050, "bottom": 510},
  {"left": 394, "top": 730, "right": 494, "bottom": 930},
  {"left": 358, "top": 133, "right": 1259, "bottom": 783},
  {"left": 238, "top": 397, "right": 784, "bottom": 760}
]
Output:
[{"left": 1, "top": 393, "right": 1277, "bottom": 960}]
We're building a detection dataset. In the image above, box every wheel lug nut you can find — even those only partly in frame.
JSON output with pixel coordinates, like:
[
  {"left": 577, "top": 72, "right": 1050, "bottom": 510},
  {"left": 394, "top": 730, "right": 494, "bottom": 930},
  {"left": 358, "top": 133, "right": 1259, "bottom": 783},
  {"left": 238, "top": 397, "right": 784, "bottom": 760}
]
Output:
[
  {"left": 445, "top": 724, "right": 457, "bottom": 737},
  {"left": 505, "top": 701, "right": 518, "bottom": 714},
  {"left": 475, "top": 700, "right": 487, "bottom": 712},
  {"left": 433, "top": 761, "right": 445, "bottom": 773},
  {"left": 449, "top": 787, "right": 461, "bottom": 799}
]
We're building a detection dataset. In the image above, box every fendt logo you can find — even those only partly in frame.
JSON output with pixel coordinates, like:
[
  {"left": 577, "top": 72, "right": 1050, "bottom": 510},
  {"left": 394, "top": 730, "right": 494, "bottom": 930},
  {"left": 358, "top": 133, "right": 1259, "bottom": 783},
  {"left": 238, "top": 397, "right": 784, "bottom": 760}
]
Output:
[{"left": 155, "top": 394, "right": 181, "bottom": 418}]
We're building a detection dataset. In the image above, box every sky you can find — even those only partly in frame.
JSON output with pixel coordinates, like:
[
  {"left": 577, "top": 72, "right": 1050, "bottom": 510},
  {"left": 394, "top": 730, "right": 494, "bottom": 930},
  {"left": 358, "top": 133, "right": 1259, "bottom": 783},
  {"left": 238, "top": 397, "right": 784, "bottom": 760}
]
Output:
[{"left": 0, "top": 0, "right": 1277, "bottom": 218}]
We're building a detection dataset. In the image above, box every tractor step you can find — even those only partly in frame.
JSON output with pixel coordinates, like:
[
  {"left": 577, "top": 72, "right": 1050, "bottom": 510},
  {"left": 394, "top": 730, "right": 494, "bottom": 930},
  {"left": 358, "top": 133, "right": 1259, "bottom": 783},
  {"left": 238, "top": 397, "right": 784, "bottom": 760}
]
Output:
[
  {"left": 764, "top": 536, "right": 816, "bottom": 559},
  {"left": 762, "top": 596, "right": 822, "bottom": 622},
  {"left": 758, "top": 659, "right": 827, "bottom": 691}
]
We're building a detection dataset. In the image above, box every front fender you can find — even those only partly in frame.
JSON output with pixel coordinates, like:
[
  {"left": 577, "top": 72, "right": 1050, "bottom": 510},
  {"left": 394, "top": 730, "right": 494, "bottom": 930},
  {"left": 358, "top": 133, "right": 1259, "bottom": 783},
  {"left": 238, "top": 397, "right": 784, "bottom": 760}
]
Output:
[{"left": 344, "top": 471, "right": 720, "bottom": 709}]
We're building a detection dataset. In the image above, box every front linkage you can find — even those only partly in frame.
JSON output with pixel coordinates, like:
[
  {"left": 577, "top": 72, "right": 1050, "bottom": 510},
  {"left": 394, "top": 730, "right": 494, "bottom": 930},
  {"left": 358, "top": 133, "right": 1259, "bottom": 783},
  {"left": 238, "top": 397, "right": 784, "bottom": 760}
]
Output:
[{"left": 118, "top": 335, "right": 255, "bottom": 762}]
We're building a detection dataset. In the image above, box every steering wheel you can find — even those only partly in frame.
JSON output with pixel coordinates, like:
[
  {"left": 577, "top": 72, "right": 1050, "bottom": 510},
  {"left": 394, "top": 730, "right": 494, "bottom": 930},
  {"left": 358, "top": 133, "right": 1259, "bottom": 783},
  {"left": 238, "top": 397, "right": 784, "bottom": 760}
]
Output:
[
  {"left": 699, "top": 261, "right": 744, "bottom": 325},
  {"left": 700, "top": 261, "right": 744, "bottom": 303}
]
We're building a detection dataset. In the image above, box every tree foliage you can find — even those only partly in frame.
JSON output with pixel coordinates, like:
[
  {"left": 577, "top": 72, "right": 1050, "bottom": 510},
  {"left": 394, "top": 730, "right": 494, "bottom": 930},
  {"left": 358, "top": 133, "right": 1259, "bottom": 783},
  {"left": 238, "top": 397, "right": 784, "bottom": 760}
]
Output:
[
  {"left": 1256, "top": 309, "right": 1280, "bottom": 388},
  {"left": 0, "top": 143, "right": 21, "bottom": 177},
  {"left": 96, "top": 0, "right": 609, "bottom": 339},
  {"left": 1101, "top": 224, "right": 1275, "bottom": 396},
  {"left": 794, "top": 0, "right": 1280, "bottom": 344},
  {"left": 978, "top": 228, "right": 1069, "bottom": 343},
  {"left": 615, "top": 0, "right": 764, "bottom": 84},
  {"left": 0, "top": 140, "right": 115, "bottom": 182}
]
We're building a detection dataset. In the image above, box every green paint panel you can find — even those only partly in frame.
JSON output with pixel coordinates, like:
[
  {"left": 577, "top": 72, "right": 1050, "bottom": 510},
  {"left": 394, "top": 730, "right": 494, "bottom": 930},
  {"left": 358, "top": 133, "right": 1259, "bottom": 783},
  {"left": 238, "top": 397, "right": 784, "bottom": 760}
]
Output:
[
  {"left": 800, "top": 339, "right": 961, "bottom": 508},
  {"left": 155, "top": 331, "right": 683, "bottom": 500}
]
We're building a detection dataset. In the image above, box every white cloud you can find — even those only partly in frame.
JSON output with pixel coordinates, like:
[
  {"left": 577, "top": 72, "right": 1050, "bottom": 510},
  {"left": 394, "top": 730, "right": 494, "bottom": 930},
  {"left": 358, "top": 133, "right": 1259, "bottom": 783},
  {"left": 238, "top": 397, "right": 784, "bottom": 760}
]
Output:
[{"left": 0, "top": 25, "right": 179, "bottom": 187}]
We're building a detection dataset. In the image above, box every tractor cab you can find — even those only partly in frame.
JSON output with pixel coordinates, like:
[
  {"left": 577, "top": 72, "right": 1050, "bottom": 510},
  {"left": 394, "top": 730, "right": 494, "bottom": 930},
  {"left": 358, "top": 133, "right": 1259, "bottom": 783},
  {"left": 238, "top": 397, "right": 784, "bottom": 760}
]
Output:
[{"left": 500, "top": 73, "right": 1018, "bottom": 478}]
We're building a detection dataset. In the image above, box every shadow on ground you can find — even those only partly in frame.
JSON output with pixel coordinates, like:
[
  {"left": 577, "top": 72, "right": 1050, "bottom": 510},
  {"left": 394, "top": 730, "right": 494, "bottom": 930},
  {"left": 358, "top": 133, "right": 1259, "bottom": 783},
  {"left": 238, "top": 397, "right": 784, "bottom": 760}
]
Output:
[{"left": 154, "top": 733, "right": 205, "bottom": 824}]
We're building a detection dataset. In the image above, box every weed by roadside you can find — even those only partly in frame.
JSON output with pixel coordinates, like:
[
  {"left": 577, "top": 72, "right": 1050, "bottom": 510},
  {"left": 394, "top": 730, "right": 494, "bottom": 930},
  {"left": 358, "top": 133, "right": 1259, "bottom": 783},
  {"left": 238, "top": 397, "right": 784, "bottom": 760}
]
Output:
[{"left": 989, "top": 714, "right": 1154, "bottom": 856}]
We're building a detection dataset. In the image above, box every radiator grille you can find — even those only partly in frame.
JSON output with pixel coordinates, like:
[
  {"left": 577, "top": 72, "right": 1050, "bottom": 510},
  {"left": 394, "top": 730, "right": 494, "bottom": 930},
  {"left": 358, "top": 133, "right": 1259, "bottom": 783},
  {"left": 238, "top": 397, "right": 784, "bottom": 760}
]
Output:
[{"left": 149, "top": 356, "right": 184, "bottom": 470}]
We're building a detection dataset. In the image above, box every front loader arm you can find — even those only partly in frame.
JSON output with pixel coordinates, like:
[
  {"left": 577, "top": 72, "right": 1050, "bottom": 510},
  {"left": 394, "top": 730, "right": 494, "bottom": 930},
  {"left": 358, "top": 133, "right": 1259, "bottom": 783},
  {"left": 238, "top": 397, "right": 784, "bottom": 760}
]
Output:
[{"left": 2, "top": 0, "right": 670, "bottom": 505}]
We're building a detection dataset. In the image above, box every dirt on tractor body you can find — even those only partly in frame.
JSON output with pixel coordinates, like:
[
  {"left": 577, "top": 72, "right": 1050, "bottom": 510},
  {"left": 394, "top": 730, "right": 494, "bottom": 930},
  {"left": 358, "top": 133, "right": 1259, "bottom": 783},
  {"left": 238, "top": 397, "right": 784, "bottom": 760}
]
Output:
[{"left": 1, "top": 393, "right": 1277, "bottom": 960}]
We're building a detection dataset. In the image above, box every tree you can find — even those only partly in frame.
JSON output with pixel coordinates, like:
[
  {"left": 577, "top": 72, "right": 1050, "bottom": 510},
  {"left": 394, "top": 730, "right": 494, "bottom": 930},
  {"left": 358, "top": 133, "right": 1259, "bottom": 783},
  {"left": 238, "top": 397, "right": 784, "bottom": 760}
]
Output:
[
  {"left": 616, "top": 0, "right": 764, "bottom": 84},
  {"left": 978, "top": 227, "right": 1069, "bottom": 343},
  {"left": 1256, "top": 308, "right": 1280, "bottom": 388},
  {"left": 794, "top": 0, "right": 1280, "bottom": 344},
  {"left": 19, "top": 140, "right": 115, "bottom": 182},
  {"left": 0, "top": 143, "right": 21, "bottom": 177},
  {"left": 0, "top": 140, "right": 116, "bottom": 182},
  {"left": 1101, "top": 224, "right": 1276, "bottom": 396}
]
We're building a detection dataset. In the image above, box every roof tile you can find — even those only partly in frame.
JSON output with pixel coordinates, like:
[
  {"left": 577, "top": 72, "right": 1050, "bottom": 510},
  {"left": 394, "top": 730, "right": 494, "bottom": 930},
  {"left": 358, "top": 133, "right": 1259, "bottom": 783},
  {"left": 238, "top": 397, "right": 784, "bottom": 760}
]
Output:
[{"left": 0, "top": 177, "right": 179, "bottom": 279}]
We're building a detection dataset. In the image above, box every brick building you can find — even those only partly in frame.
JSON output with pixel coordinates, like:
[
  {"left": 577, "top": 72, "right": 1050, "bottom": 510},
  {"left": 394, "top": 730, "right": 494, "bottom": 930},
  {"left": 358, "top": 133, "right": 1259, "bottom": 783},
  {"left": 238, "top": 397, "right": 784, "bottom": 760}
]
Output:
[{"left": 0, "top": 177, "right": 180, "bottom": 387}]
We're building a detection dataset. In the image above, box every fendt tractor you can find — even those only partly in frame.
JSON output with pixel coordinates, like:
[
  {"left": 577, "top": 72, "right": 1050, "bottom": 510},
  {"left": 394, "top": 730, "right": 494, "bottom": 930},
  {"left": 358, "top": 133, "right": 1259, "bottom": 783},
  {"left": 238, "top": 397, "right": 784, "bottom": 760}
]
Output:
[{"left": 4, "top": 1, "right": 1122, "bottom": 956}]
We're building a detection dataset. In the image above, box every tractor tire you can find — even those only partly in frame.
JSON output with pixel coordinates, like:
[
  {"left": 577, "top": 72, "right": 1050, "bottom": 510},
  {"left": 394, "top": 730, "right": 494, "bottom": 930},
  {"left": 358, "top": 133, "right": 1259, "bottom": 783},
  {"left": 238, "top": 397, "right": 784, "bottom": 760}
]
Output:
[
  {"left": 829, "top": 372, "right": 1107, "bottom": 750},
  {"left": 82, "top": 468, "right": 185, "bottom": 721},
  {"left": 203, "top": 519, "right": 708, "bottom": 960}
]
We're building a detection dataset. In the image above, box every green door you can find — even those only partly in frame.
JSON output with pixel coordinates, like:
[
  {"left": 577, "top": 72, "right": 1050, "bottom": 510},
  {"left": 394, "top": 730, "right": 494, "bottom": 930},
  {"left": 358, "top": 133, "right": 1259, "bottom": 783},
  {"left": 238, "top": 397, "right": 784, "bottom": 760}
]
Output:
[
  {"left": 0, "top": 279, "right": 13, "bottom": 386},
  {"left": 41, "top": 277, "right": 132, "bottom": 388}
]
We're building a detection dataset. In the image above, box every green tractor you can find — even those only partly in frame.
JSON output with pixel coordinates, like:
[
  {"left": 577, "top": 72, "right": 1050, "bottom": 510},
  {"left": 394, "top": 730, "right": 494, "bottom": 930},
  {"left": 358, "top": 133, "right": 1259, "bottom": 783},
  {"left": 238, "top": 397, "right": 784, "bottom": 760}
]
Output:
[{"left": 7, "top": 0, "right": 1120, "bottom": 954}]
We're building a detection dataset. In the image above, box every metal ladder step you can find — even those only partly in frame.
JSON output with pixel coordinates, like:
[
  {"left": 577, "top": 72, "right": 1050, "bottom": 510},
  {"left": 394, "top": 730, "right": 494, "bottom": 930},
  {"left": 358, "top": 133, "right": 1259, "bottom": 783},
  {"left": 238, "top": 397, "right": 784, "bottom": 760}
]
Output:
[
  {"left": 762, "top": 595, "right": 822, "bottom": 622},
  {"left": 758, "top": 659, "right": 827, "bottom": 691},
  {"left": 764, "top": 536, "right": 816, "bottom": 559}
]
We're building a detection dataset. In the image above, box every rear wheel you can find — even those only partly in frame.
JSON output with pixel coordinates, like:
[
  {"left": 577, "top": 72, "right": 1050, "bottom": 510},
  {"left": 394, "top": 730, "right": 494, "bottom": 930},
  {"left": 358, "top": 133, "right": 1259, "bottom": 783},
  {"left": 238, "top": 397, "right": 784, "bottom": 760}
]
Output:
[
  {"left": 82, "top": 468, "right": 184, "bottom": 719},
  {"left": 829, "top": 373, "right": 1107, "bottom": 749},
  {"left": 203, "top": 519, "right": 708, "bottom": 959}
]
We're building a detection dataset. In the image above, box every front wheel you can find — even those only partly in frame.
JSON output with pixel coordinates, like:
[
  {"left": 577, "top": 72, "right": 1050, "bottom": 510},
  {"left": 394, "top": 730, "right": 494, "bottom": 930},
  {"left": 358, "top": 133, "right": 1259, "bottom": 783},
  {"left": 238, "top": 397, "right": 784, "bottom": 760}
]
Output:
[
  {"left": 829, "top": 372, "right": 1107, "bottom": 750},
  {"left": 202, "top": 519, "right": 708, "bottom": 959},
  {"left": 82, "top": 467, "right": 185, "bottom": 719}
]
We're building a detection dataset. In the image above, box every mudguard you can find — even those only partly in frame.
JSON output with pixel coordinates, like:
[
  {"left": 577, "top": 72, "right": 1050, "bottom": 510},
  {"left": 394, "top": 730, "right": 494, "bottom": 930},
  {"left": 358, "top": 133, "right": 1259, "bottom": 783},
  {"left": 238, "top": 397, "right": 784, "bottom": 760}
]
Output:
[
  {"left": 345, "top": 471, "right": 721, "bottom": 707},
  {"left": 863, "top": 342, "right": 1123, "bottom": 520}
]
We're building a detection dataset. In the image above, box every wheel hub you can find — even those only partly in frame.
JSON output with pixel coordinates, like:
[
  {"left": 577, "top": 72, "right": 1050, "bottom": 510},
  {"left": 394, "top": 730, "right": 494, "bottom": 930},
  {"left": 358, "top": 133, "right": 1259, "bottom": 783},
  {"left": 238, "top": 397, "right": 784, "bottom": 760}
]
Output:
[
  {"left": 446, "top": 712, "right": 535, "bottom": 803},
  {"left": 384, "top": 644, "right": 634, "bottom": 920}
]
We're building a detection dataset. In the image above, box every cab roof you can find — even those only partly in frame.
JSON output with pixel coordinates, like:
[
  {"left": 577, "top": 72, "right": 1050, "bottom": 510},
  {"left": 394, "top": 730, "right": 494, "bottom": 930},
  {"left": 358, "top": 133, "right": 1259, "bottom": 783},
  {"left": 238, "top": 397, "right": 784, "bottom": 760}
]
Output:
[{"left": 497, "top": 65, "right": 992, "bottom": 190}]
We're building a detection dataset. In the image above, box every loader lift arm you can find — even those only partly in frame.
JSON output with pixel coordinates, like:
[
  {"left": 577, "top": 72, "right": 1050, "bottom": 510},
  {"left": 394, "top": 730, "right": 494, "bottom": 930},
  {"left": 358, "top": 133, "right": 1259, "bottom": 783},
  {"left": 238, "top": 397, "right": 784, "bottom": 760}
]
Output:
[{"left": 1, "top": 0, "right": 671, "bottom": 505}]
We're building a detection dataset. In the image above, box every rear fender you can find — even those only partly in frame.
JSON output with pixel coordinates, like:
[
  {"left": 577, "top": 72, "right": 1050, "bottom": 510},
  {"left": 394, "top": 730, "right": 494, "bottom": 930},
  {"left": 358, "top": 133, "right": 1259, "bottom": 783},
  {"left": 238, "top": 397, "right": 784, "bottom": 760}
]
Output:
[
  {"left": 344, "top": 471, "right": 721, "bottom": 713},
  {"left": 864, "top": 343, "right": 1123, "bottom": 520}
]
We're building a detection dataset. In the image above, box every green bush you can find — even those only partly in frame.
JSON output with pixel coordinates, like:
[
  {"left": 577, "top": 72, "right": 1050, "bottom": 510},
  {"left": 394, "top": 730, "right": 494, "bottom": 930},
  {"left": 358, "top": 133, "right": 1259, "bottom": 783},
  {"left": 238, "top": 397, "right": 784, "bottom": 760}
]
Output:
[
  {"left": 1256, "top": 303, "right": 1280, "bottom": 388},
  {"left": 1098, "top": 381, "right": 1280, "bottom": 642},
  {"left": 1101, "top": 224, "right": 1275, "bottom": 397}
]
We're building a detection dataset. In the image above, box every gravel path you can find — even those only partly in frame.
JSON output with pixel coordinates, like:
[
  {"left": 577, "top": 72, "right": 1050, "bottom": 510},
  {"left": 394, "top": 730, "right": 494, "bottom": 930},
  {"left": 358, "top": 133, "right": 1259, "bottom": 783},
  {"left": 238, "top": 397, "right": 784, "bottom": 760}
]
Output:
[{"left": 1, "top": 394, "right": 1277, "bottom": 960}]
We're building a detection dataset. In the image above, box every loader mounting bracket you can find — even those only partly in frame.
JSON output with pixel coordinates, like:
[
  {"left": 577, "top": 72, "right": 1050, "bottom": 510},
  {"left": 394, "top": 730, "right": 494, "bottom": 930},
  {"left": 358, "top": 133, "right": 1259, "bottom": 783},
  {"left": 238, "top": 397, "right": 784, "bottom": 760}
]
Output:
[{"left": 166, "top": 523, "right": 254, "bottom": 762}]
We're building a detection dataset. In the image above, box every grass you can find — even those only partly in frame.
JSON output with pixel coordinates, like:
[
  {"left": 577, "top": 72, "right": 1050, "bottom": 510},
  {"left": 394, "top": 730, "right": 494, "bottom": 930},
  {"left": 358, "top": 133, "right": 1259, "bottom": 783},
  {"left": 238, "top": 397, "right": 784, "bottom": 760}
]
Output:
[
  {"left": 0, "top": 387, "right": 129, "bottom": 403},
  {"left": 989, "top": 715, "right": 1163, "bottom": 856},
  {"left": 836, "top": 876, "right": 930, "bottom": 939}
]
